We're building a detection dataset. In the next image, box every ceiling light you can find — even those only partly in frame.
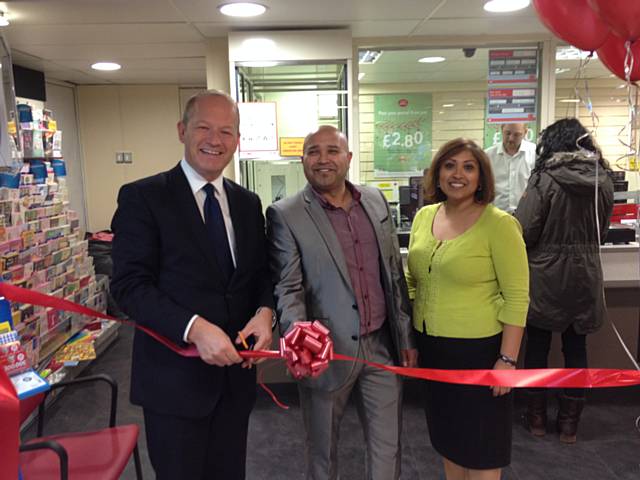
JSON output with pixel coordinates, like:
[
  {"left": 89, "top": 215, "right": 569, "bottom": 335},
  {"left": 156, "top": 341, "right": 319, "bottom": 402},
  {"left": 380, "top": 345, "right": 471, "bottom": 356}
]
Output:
[
  {"left": 359, "top": 50, "right": 382, "bottom": 64},
  {"left": 0, "top": 12, "right": 9, "bottom": 27},
  {"left": 483, "top": 0, "right": 530, "bottom": 13},
  {"left": 242, "top": 61, "right": 278, "bottom": 67},
  {"left": 556, "top": 46, "right": 597, "bottom": 60},
  {"left": 241, "top": 38, "right": 276, "bottom": 50},
  {"left": 419, "top": 56, "right": 445, "bottom": 64},
  {"left": 559, "top": 99, "right": 580, "bottom": 103},
  {"left": 358, "top": 72, "right": 366, "bottom": 81},
  {"left": 618, "top": 84, "right": 628, "bottom": 89},
  {"left": 91, "top": 62, "right": 121, "bottom": 71},
  {"left": 219, "top": 2, "right": 266, "bottom": 17},
  {"left": 442, "top": 104, "right": 454, "bottom": 108},
  {"left": 555, "top": 68, "right": 570, "bottom": 75}
]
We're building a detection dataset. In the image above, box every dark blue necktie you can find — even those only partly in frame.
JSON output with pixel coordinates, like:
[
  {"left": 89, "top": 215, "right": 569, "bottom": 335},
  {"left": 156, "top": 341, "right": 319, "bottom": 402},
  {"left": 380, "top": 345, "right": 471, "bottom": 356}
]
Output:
[{"left": 202, "top": 183, "right": 235, "bottom": 282}]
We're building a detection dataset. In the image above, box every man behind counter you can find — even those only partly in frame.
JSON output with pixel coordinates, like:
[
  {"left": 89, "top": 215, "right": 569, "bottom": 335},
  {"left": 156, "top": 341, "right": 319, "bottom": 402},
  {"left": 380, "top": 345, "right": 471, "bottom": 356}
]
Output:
[{"left": 485, "top": 123, "right": 536, "bottom": 213}]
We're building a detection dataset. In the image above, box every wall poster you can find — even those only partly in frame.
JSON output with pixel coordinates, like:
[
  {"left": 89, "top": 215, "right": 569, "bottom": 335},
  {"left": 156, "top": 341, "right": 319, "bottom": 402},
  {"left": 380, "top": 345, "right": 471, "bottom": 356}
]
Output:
[{"left": 373, "top": 93, "right": 432, "bottom": 177}]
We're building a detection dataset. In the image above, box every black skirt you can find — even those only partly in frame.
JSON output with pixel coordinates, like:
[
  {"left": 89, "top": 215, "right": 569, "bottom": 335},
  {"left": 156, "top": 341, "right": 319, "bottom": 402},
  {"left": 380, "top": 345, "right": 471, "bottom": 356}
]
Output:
[{"left": 417, "top": 331, "right": 513, "bottom": 469}]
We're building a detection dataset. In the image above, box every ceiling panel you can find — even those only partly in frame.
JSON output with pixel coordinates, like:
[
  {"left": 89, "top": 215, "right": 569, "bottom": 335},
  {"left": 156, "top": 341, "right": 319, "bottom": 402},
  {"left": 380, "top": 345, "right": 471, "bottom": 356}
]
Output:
[
  {"left": 432, "top": 0, "right": 536, "bottom": 18},
  {"left": 0, "top": 0, "right": 554, "bottom": 85},
  {"left": 4, "top": 23, "right": 204, "bottom": 46},
  {"left": 173, "top": 0, "right": 444, "bottom": 22},
  {"left": 3, "top": 0, "right": 183, "bottom": 24},
  {"left": 413, "top": 17, "right": 548, "bottom": 36},
  {"left": 349, "top": 20, "right": 422, "bottom": 37},
  {"left": 37, "top": 68, "right": 117, "bottom": 85},
  {"left": 11, "top": 43, "right": 207, "bottom": 61}
]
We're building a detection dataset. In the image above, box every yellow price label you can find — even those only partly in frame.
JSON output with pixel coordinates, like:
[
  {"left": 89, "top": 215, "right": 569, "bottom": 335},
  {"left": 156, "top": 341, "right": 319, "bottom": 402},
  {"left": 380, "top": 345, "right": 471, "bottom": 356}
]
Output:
[{"left": 279, "top": 137, "right": 305, "bottom": 157}]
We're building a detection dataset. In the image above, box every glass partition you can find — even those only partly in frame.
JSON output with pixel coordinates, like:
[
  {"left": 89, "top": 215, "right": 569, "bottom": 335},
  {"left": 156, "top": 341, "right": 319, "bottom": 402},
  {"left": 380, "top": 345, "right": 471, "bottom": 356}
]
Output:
[
  {"left": 357, "top": 45, "right": 541, "bottom": 187},
  {"left": 234, "top": 61, "right": 348, "bottom": 208}
]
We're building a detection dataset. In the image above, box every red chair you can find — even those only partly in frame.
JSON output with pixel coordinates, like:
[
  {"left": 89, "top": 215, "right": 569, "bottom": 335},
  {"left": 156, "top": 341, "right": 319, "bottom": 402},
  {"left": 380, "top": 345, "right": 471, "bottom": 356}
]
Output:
[{"left": 19, "top": 374, "right": 143, "bottom": 480}]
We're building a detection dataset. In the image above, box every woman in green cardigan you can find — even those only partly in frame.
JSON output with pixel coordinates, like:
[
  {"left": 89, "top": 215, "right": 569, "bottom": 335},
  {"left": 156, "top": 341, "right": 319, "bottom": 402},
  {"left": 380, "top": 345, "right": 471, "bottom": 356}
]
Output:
[{"left": 406, "top": 138, "right": 529, "bottom": 480}]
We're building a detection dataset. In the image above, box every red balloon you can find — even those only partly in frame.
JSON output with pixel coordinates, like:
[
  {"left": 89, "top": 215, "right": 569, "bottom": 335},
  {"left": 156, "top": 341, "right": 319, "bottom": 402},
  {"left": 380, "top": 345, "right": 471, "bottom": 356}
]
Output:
[
  {"left": 596, "top": 34, "right": 640, "bottom": 82},
  {"left": 533, "top": 0, "right": 610, "bottom": 52},
  {"left": 589, "top": 0, "right": 640, "bottom": 41}
]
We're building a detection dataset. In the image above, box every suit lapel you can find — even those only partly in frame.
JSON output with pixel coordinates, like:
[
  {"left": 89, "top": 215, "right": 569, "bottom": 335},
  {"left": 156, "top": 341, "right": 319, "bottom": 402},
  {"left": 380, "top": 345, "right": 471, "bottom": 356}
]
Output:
[
  {"left": 224, "top": 179, "right": 246, "bottom": 280},
  {"left": 359, "top": 188, "right": 388, "bottom": 261},
  {"left": 167, "top": 165, "right": 226, "bottom": 289},
  {"left": 302, "top": 184, "right": 353, "bottom": 292}
]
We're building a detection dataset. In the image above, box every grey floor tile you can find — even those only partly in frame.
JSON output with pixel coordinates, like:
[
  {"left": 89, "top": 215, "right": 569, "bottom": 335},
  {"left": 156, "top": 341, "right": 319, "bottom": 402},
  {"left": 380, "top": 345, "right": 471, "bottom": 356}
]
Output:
[{"left": 22, "top": 327, "right": 640, "bottom": 480}]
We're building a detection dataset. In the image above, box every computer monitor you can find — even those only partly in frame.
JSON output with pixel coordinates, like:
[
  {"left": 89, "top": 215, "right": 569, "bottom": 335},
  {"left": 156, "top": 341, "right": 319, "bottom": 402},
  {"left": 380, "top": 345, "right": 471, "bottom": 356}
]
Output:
[{"left": 404, "top": 175, "right": 425, "bottom": 221}]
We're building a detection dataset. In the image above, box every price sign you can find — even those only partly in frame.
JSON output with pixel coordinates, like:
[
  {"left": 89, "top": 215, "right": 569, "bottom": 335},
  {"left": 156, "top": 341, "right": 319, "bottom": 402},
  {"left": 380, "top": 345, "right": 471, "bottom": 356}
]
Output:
[{"left": 373, "top": 94, "right": 432, "bottom": 177}]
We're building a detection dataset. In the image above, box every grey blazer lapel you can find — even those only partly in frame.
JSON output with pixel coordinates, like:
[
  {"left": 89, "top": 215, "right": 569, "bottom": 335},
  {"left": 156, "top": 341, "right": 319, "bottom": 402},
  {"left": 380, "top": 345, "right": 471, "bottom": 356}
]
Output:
[
  {"left": 359, "top": 187, "right": 390, "bottom": 267},
  {"left": 302, "top": 184, "right": 353, "bottom": 292}
]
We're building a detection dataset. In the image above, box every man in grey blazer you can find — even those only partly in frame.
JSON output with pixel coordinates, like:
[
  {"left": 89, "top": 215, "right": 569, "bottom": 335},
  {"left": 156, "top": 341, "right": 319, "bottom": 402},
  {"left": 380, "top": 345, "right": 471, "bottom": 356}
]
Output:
[{"left": 267, "top": 125, "right": 417, "bottom": 480}]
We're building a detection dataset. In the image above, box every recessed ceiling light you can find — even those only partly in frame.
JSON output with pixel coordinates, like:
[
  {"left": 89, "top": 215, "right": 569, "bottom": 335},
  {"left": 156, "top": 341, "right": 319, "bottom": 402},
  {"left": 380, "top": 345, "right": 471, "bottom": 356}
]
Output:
[
  {"left": 358, "top": 72, "right": 366, "bottom": 80},
  {"left": 442, "top": 104, "right": 455, "bottom": 108},
  {"left": 555, "top": 68, "right": 570, "bottom": 75},
  {"left": 418, "top": 56, "right": 445, "bottom": 64},
  {"left": 618, "top": 84, "right": 628, "bottom": 89},
  {"left": 483, "top": 0, "right": 530, "bottom": 13},
  {"left": 559, "top": 99, "right": 580, "bottom": 103},
  {"left": 91, "top": 62, "right": 121, "bottom": 71},
  {"left": 556, "top": 46, "right": 597, "bottom": 61},
  {"left": 0, "top": 12, "right": 9, "bottom": 27},
  {"left": 359, "top": 50, "right": 382, "bottom": 64},
  {"left": 219, "top": 2, "right": 266, "bottom": 17},
  {"left": 241, "top": 38, "right": 276, "bottom": 50},
  {"left": 242, "top": 61, "right": 279, "bottom": 67}
]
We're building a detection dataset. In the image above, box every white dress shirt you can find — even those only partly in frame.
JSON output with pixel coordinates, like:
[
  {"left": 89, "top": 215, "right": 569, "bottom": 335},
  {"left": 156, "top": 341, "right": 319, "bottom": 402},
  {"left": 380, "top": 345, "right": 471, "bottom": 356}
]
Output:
[
  {"left": 180, "top": 158, "right": 237, "bottom": 341},
  {"left": 485, "top": 139, "right": 536, "bottom": 213}
]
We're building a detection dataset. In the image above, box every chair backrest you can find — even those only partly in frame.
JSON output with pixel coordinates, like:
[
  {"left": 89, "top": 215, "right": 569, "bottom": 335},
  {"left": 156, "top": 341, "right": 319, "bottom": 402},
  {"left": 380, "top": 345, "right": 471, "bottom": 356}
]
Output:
[{"left": 19, "top": 393, "right": 44, "bottom": 425}]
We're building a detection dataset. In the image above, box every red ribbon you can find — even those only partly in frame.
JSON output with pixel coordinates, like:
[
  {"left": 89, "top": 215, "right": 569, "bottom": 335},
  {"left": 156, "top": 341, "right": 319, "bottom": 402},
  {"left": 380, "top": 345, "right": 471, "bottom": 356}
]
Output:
[
  {"left": 0, "top": 368, "right": 19, "bottom": 480},
  {"left": 2, "top": 282, "right": 640, "bottom": 389},
  {"left": 241, "top": 350, "right": 640, "bottom": 388},
  {"left": 0, "top": 282, "right": 198, "bottom": 358}
]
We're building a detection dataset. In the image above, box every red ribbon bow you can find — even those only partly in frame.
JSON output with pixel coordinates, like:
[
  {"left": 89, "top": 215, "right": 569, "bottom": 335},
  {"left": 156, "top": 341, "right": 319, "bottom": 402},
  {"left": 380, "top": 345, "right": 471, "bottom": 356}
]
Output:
[{"left": 279, "top": 321, "right": 333, "bottom": 379}]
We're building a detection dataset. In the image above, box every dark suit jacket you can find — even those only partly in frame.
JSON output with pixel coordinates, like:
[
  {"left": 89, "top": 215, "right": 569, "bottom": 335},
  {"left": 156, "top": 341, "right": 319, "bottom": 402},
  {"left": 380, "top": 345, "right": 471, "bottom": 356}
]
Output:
[{"left": 111, "top": 163, "right": 274, "bottom": 418}]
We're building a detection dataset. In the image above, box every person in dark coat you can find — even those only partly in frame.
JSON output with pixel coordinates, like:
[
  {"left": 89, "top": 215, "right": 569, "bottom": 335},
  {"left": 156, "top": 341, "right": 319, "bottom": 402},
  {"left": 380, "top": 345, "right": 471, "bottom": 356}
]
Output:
[{"left": 515, "top": 117, "right": 614, "bottom": 444}]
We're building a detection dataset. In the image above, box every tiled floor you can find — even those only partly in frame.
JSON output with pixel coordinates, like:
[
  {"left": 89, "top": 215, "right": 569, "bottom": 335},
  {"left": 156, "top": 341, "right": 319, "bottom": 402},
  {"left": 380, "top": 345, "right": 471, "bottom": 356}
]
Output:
[{"left": 23, "top": 327, "right": 640, "bottom": 479}]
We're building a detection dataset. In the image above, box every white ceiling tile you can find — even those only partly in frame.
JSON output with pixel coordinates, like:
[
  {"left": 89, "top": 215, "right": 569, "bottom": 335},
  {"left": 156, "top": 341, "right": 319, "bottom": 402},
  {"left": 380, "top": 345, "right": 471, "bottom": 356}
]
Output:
[
  {"left": 432, "top": 0, "right": 536, "bottom": 19},
  {"left": 173, "top": 0, "right": 444, "bottom": 22},
  {"left": 412, "top": 17, "right": 548, "bottom": 36},
  {"left": 349, "top": 20, "right": 422, "bottom": 37},
  {"left": 12, "top": 43, "right": 207, "bottom": 61},
  {"left": 6, "top": 0, "right": 182, "bottom": 24},
  {"left": 4, "top": 23, "right": 204, "bottom": 46}
]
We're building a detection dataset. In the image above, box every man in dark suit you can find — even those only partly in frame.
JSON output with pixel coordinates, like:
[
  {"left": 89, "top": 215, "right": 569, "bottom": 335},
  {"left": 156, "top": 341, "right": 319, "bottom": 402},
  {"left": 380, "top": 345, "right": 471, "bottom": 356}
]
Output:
[{"left": 111, "top": 90, "right": 274, "bottom": 480}]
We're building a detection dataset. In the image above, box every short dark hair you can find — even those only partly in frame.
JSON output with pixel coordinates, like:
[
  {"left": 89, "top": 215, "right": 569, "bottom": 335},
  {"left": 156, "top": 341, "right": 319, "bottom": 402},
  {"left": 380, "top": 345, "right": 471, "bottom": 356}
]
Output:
[
  {"left": 181, "top": 90, "right": 240, "bottom": 130},
  {"left": 424, "top": 138, "right": 495, "bottom": 204}
]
